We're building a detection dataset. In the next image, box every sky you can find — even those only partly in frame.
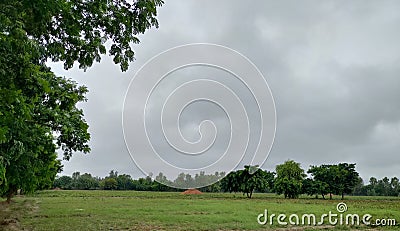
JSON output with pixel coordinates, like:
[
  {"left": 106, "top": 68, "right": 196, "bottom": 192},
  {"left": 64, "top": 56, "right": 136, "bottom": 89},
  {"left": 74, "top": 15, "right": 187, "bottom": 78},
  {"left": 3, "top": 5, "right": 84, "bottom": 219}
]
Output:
[{"left": 49, "top": 0, "right": 400, "bottom": 183}]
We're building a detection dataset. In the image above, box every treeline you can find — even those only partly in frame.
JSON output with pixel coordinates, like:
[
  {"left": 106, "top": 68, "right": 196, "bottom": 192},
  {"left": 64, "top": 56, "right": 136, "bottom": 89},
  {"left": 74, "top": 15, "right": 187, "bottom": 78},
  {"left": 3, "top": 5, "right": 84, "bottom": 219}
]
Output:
[
  {"left": 53, "top": 160, "right": 400, "bottom": 199},
  {"left": 353, "top": 176, "right": 400, "bottom": 197},
  {"left": 53, "top": 170, "right": 224, "bottom": 192}
]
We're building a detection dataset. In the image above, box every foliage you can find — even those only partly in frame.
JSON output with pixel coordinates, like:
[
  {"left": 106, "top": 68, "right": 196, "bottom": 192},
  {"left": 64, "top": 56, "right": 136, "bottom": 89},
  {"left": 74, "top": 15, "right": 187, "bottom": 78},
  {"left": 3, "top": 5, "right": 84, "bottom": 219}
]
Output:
[
  {"left": 0, "top": 0, "right": 163, "bottom": 71},
  {"left": 0, "top": 35, "right": 90, "bottom": 200},
  {"left": 51, "top": 165, "right": 399, "bottom": 200},
  {"left": 102, "top": 178, "right": 118, "bottom": 190},
  {"left": 0, "top": 0, "right": 163, "bottom": 202},
  {"left": 353, "top": 176, "right": 400, "bottom": 197},
  {"left": 302, "top": 178, "right": 329, "bottom": 199},
  {"left": 53, "top": 176, "right": 73, "bottom": 190},
  {"left": 274, "top": 160, "right": 305, "bottom": 199},
  {"left": 221, "top": 166, "right": 274, "bottom": 198},
  {"left": 308, "top": 163, "right": 359, "bottom": 199}
]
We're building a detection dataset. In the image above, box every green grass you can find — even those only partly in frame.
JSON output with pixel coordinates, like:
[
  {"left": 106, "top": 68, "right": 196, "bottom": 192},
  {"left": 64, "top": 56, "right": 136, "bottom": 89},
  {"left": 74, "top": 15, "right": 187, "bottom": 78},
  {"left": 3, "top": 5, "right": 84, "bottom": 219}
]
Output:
[{"left": 2, "top": 190, "right": 400, "bottom": 230}]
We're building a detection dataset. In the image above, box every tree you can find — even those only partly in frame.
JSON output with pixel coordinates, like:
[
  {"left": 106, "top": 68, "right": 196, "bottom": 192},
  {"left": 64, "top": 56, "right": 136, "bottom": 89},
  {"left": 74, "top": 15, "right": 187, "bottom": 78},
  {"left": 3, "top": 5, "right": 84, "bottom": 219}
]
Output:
[
  {"left": 238, "top": 166, "right": 274, "bottom": 198},
  {"left": 220, "top": 166, "right": 273, "bottom": 198},
  {"left": 199, "top": 172, "right": 226, "bottom": 193},
  {"left": 308, "top": 165, "right": 333, "bottom": 199},
  {"left": 75, "top": 173, "right": 98, "bottom": 190},
  {"left": 351, "top": 177, "right": 366, "bottom": 196},
  {"left": 153, "top": 172, "right": 172, "bottom": 191},
  {"left": 108, "top": 170, "right": 118, "bottom": 179},
  {"left": 390, "top": 177, "right": 400, "bottom": 197},
  {"left": 274, "top": 160, "right": 305, "bottom": 199},
  {"left": 302, "top": 178, "right": 329, "bottom": 199},
  {"left": 174, "top": 173, "right": 187, "bottom": 188},
  {"left": 373, "top": 176, "right": 399, "bottom": 197},
  {"left": 0, "top": 54, "right": 89, "bottom": 201},
  {"left": 333, "top": 163, "right": 359, "bottom": 199},
  {"left": 1, "top": 0, "right": 163, "bottom": 202},
  {"left": 53, "top": 175, "right": 73, "bottom": 190},
  {"left": 308, "top": 163, "right": 359, "bottom": 199},
  {"left": 116, "top": 174, "right": 133, "bottom": 190},
  {"left": 102, "top": 178, "right": 117, "bottom": 190},
  {"left": 221, "top": 171, "right": 241, "bottom": 194},
  {"left": 1, "top": 0, "right": 164, "bottom": 71}
]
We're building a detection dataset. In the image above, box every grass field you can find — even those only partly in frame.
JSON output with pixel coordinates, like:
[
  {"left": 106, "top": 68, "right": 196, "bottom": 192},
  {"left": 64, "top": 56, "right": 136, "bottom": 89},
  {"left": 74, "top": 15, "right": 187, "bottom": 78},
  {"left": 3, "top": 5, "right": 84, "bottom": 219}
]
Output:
[{"left": 1, "top": 190, "right": 399, "bottom": 231}]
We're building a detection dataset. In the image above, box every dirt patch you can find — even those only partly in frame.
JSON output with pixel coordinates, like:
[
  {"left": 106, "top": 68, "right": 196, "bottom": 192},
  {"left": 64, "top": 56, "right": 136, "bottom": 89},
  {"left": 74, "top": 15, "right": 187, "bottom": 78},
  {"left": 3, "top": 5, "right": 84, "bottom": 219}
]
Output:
[
  {"left": 181, "top": 188, "right": 202, "bottom": 195},
  {"left": 0, "top": 198, "right": 37, "bottom": 231},
  {"left": 0, "top": 202, "right": 21, "bottom": 231}
]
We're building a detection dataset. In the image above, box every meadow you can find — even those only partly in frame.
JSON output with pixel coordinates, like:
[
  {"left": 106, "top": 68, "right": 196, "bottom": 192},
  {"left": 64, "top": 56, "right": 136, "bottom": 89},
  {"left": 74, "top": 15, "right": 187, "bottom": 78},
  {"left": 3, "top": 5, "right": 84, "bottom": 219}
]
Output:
[{"left": 1, "top": 190, "right": 399, "bottom": 231}]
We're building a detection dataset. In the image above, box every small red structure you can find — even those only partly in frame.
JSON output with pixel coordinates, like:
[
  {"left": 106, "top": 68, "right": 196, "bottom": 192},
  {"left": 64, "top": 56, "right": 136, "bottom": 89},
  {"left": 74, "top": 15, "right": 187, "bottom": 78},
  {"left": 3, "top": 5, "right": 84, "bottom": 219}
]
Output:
[{"left": 181, "top": 188, "right": 202, "bottom": 195}]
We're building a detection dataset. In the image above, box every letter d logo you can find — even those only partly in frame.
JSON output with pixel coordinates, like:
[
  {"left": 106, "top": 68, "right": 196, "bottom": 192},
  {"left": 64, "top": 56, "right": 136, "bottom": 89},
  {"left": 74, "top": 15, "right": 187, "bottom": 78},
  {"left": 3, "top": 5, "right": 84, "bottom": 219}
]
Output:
[{"left": 257, "top": 209, "right": 268, "bottom": 225}]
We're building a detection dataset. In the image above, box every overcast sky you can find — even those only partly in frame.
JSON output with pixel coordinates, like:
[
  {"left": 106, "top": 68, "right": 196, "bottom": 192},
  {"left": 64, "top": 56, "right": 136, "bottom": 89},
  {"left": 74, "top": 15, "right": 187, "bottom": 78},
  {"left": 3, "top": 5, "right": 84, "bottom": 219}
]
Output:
[{"left": 49, "top": 0, "right": 400, "bottom": 182}]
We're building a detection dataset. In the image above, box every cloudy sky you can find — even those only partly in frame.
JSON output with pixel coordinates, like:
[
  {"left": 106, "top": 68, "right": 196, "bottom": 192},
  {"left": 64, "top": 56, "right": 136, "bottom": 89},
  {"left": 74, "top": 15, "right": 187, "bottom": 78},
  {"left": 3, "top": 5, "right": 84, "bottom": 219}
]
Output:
[{"left": 49, "top": 0, "right": 400, "bottom": 182}]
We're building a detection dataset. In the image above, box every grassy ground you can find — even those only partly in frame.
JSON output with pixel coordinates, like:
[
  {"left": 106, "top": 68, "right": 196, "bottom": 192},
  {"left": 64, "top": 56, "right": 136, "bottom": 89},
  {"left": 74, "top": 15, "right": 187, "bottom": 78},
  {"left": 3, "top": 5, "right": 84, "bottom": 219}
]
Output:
[{"left": 1, "top": 190, "right": 399, "bottom": 230}]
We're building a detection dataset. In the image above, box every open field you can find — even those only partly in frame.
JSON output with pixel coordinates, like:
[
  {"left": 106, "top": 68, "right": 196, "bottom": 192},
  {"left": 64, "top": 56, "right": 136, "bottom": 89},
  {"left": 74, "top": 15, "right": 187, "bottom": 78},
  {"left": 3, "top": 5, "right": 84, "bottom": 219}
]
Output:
[{"left": 1, "top": 191, "right": 400, "bottom": 231}]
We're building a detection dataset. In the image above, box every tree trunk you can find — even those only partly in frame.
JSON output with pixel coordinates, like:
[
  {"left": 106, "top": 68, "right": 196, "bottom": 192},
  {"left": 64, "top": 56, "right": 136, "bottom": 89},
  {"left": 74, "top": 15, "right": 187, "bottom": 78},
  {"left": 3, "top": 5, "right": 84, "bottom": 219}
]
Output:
[
  {"left": 322, "top": 194, "right": 325, "bottom": 199},
  {"left": 329, "top": 193, "right": 332, "bottom": 200},
  {"left": 6, "top": 191, "right": 14, "bottom": 204},
  {"left": 341, "top": 192, "right": 344, "bottom": 200},
  {"left": 6, "top": 186, "right": 17, "bottom": 204}
]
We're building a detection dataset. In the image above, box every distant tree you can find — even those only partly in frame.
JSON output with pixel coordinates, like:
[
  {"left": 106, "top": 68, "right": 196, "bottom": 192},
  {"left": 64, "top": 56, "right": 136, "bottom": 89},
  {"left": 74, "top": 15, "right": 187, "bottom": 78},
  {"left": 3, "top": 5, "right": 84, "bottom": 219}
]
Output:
[
  {"left": 221, "top": 171, "right": 241, "bottom": 194},
  {"left": 308, "top": 165, "right": 334, "bottom": 199},
  {"left": 263, "top": 170, "right": 276, "bottom": 193},
  {"left": 220, "top": 166, "right": 273, "bottom": 198},
  {"left": 239, "top": 166, "right": 273, "bottom": 198},
  {"left": 308, "top": 163, "right": 359, "bottom": 199},
  {"left": 370, "top": 176, "right": 400, "bottom": 197},
  {"left": 352, "top": 177, "right": 366, "bottom": 196},
  {"left": 53, "top": 176, "right": 73, "bottom": 190},
  {"left": 174, "top": 173, "right": 187, "bottom": 188},
  {"left": 75, "top": 173, "right": 98, "bottom": 190},
  {"left": 154, "top": 172, "right": 173, "bottom": 191},
  {"left": 132, "top": 176, "right": 154, "bottom": 191},
  {"left": 102, "top": 178, "right": 117, "bottom": 190},
  {"left": 333, "top": 163, "right": 359, "bottom": 199},
  {"left": 108, "top": 170, "right": 118, "bottom": 179},
  {"left": 71, "top": 172, "right": 81, "bottom": 189},
  {"left": 116, "top": 174, "right": 133, "bottom": 190},
  {"left": 390, "top": 177, "right": 400, "bottom": 197},
  {"left": 72, "top": 172, "right": 81, "bottom": 181},
  {"left": 274, "top": 160, "right": 305, "bottom": 199},
  {"left": 369, "top": 177, "right": 378, "bottom": 186},
  {"left": 206, "top": 172, "right": 226, "bottom": 193},
  {"left": 184, "top": 174, "right": 194, "bottom": 188},
  {"left": 302, "top": 178, "right": 319, "bottom": 198}
]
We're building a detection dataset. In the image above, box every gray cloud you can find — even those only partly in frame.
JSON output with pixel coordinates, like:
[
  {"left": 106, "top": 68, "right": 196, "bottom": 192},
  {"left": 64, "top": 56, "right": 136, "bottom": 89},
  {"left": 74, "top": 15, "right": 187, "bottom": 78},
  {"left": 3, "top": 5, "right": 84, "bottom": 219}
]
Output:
[{"left": 50, "top": 0, "right": 400, "bottom": 181}]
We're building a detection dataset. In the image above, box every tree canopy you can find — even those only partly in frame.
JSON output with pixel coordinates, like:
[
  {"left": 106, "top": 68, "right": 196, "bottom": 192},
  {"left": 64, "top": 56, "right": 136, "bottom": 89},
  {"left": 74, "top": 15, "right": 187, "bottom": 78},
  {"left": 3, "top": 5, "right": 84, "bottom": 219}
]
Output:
[
  {"left": 220, "top": 165, "right": 274, "bottom": 198},
  {"left": 0, "top": 0, "right": 163, "bottom": 202},
  {"left": 1, "top": 0, "right": 163, "bottom": 71},
  {"left": 274, "top": 160, "right": 306, "bottom": 199},
  {"left": 308, "top": 163, "right": 359, "bottom": 199}
]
